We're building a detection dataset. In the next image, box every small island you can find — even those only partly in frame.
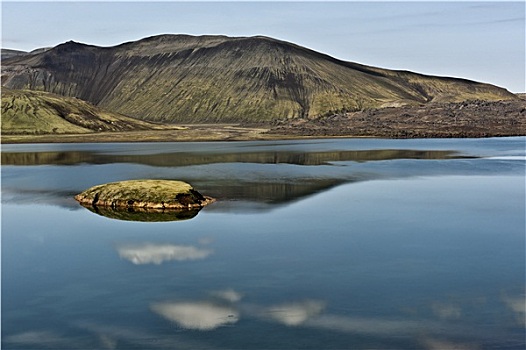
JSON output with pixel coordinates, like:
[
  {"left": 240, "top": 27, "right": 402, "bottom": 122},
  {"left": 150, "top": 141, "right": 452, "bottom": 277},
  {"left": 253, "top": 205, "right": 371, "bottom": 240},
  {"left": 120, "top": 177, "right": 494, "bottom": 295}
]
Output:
[{"left": 75, "top": 180, "right": 215, "bottom": 210}]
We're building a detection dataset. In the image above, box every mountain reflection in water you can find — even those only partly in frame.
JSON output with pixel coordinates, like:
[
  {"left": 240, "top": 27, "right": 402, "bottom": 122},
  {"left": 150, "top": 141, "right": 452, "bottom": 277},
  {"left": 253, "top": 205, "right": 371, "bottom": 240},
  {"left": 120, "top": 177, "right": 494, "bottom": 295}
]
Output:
[
  {"left": 2, "top": 138, "right": 524, "bottom": 349},
  {"left": 1, "top": 143, "right": 470, "bottom": 213},
  {"left": 1, "top": 148, "right": 460, "bottom": 166}
]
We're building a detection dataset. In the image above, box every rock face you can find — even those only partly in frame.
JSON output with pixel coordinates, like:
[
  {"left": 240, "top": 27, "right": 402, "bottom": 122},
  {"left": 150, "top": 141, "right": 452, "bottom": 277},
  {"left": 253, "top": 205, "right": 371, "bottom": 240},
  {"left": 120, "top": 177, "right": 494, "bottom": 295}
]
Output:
[{"left": 75, "top": 180, "right": 215, "bottom": 210}]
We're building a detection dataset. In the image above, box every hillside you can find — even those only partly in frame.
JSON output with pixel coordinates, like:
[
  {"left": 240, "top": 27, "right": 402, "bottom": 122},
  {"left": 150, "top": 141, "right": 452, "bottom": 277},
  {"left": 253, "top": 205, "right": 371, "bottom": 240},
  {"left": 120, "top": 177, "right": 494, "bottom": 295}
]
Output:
[
  {"left": 1, "top": 49, "right": 29, "bottom": 60},
  {"left": 1, "top": 47, "right": 51, "bottom": 61},
  {"left": 1, "top": 34, "right": 517, "bottom": 124},
  {"left": 1, "top": 88, "right": 173, "bottom": 135}
]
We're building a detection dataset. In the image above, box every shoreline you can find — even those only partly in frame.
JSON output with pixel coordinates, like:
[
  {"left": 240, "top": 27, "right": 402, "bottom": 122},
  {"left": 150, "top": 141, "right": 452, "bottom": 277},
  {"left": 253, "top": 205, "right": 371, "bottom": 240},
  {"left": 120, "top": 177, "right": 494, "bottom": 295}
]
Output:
[
  {"left": 0, "top": 125, "right": 362, "bottom": 144},
  {"left": 3, "top": 98, "right": 525, "bottom": 144},
  {"left": 1, "top": 127, "right": 523, "bottom": 144}
]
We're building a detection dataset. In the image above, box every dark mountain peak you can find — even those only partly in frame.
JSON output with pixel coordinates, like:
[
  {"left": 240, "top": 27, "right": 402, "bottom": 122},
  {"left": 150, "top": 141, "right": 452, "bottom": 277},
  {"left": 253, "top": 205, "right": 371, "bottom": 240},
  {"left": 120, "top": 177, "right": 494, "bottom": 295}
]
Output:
[
  {"left": 40, "top": 41, "right": 103, "bottom": 62},
  {"left": 224, "top": 35, "right": 294, "bottom": 49},
  {"left": 111, "top": 34, "right": 235, "bottom": 57},
  {"left": 56, "top": 40, "right": 89, "bottom": 50},
  {"left": 138, "top": 33, "right": 231, "bottom": 43},
  {"left": 113, "top": 34, "right": 305, "bottom": 58},
  {"left": 33, "top": 41, "right": 104, "bottom": 70}
]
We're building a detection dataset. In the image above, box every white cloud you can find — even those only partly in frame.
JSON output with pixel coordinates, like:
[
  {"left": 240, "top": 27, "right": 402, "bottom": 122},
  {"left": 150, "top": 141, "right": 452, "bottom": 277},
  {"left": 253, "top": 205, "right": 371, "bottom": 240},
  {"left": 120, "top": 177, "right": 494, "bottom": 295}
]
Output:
[
  {"left": 116, "top": 243, "right": 212, "bottom": 265},
  {"left": 151, "top": 301, "right": 239, "bottom": 331}
]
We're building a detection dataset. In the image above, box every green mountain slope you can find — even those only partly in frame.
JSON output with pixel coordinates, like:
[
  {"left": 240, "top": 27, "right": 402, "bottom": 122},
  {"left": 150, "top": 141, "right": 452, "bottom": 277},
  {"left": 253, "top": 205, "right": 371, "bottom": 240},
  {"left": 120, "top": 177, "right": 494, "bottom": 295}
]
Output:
[
  {"left": 1, "top": 88, "right": 169, "bottom": 134},
  {"left": 1, "top": 35, "right": 517, "bottom": 123}
]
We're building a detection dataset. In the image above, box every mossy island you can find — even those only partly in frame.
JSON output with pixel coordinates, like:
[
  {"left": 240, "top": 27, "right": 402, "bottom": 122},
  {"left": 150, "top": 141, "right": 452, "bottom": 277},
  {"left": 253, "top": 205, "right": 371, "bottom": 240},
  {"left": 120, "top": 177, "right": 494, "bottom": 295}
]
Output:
[{"left": 75, "top": 180, "right": 215, "bottom": 210}]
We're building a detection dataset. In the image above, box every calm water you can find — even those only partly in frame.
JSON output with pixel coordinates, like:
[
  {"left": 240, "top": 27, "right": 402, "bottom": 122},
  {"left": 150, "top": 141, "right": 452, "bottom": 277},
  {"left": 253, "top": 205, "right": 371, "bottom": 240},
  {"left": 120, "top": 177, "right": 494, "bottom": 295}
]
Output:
[{"left": 2, "top": 137, "right": 525, "bottom": 349}]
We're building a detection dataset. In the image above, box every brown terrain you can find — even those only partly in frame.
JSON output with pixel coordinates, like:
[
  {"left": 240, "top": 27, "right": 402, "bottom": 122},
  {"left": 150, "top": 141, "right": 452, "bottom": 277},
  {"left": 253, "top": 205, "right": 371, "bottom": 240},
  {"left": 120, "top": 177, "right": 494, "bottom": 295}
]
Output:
[
  {"left": 265, "top": 98, "right": 526, "bottom": 138},
  {"left": 3, "top": 98, "right": 524, "bottom": 144}
]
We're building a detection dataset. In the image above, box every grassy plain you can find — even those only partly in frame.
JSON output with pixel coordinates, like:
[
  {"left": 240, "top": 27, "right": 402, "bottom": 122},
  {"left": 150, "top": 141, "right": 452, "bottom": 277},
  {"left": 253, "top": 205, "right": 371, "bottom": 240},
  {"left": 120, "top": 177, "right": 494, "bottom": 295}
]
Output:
[{"left": 1, "top": 124, "right": 276, "bottom": 143}]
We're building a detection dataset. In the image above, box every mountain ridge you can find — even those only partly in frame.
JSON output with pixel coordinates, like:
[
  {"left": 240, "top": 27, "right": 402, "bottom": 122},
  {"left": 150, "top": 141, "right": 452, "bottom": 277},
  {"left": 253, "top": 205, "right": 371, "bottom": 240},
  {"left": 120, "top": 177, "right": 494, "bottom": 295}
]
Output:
[{"left": 1, "top": 34, "right": 517, "bottom": 124}]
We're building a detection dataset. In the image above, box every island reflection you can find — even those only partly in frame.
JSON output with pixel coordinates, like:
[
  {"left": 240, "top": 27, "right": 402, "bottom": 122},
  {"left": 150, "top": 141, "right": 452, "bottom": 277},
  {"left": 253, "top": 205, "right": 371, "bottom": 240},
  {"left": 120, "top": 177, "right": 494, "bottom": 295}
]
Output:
[{"left": 82, "top": 204, "right": 202, "bottom": 222}]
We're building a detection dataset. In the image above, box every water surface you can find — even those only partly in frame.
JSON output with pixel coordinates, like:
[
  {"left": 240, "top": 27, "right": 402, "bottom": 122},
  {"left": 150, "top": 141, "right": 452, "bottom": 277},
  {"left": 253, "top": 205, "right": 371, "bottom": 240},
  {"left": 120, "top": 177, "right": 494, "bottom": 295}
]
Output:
[{"left": 2, "top": 137, "right": 525, "bottom": 349}]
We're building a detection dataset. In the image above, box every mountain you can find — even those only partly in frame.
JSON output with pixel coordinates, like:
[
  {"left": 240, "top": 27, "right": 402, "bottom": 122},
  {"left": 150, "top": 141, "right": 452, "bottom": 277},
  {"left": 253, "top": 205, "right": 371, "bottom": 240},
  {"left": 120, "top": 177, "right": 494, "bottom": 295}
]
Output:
[
  {"left": 1, "top": 88, "right": 171, "bottom": 134},
  {"left": 1, "top": 49, "right": 29, "bottom": 60},
  {"left": 1, "top": 47, "right": 51, "bottom": 60},
  {"left": 1, "top": 34, "right": 517, "bottom": 124}
]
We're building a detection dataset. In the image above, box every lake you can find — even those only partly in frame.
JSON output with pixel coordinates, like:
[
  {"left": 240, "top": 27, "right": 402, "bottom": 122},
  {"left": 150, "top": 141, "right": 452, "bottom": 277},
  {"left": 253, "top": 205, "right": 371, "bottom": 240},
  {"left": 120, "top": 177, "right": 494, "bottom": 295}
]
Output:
[{"left": 2, "top": 137, "right": 525, "bottom": 349}]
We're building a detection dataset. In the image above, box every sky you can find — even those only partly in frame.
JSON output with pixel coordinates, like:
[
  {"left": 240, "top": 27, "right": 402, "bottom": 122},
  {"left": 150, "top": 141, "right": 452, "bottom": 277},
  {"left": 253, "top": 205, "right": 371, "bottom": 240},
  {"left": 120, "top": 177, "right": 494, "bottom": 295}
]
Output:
[{"left": 1, "top": 1, "right": 525, "bottom": 92}]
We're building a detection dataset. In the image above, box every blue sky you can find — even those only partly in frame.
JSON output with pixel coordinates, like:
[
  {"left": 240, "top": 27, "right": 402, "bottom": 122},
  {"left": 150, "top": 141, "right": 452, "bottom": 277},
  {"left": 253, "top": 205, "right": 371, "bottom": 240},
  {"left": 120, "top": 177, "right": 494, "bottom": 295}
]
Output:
[{"left": 1, "top": 1, "right": 525, "bottom": 92}]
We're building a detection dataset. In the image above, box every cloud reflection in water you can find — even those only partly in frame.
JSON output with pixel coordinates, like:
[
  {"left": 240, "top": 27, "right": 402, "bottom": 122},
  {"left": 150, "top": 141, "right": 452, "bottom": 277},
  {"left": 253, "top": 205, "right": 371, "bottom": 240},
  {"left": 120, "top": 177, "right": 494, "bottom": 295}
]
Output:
[
  {"left": 117, "top": 243, "right": 212, "bottom": 265},
  {"left": 422, "top": 338, "right": 477, "bottom": 350},
  {"left": 265, "top": 300, "right": 326, "bottom": 326},
  {"left": 211, "top": 289, "right": 243, "bottom": 303},
  {"left": 150, "top": 301, "right": 239, "bottom": 331},
  {"left": 501, "top": 294, "right": 526, "bottom": 327},
  {"left": 4, "top": 330, "right": 69, "bottom": 347},
  {"left": 431, "top": 302, "right": 462, "bottom": 320}
]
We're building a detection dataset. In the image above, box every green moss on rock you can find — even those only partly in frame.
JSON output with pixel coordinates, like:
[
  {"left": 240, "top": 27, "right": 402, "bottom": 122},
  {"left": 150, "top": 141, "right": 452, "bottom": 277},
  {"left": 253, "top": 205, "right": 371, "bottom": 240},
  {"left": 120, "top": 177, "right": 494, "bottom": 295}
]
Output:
[{"left": 75, "top": 180, "right": 215, "bottom": 210}]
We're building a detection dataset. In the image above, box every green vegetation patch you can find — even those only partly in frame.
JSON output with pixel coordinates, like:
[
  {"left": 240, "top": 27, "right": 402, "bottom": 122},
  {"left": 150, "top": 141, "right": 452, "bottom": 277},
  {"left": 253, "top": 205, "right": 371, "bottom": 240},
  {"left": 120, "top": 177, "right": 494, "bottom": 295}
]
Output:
[
  {"left": 1, "top": 88, "right": 179, "bottom": 135},
  {"left": 75, "top": 179, "right": 215, "bottom": 210},
  {"left": 1, "top": 88, "right": 92, "bottom": 134}
]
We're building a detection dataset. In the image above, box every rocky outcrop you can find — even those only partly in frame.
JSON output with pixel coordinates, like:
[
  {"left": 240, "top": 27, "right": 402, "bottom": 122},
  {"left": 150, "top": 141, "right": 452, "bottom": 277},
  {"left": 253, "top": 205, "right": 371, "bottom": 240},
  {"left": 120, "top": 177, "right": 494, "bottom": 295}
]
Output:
[
  {"left": 75, "top": 180, "right": 215, "bottom": 210},
  {"left": 266, "top": 99, "right": 526, "bottom": 138}
]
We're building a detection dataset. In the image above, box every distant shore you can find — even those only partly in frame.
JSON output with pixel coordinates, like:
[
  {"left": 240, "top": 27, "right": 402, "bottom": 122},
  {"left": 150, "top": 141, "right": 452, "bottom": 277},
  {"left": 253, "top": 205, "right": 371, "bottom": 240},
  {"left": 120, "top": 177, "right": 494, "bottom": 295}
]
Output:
[
  {"left": 0, "top": 126, "right": 522, "bottom": 144},
  {"left": 1, "top": 124, "right": 280, "bottom": 144},
  {"left": 2, "top": 99, "right": 525, "bottom": 144}
]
